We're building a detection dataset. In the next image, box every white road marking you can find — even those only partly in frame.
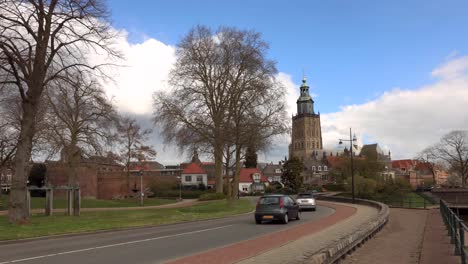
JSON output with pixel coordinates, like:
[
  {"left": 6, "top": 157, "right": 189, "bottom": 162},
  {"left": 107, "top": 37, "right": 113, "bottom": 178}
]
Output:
[{"left": 0, "top": 225, "right": 234, "bottom": 264}]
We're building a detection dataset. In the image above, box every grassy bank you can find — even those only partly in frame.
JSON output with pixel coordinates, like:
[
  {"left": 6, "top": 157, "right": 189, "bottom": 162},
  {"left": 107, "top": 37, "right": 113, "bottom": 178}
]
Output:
[
  {"left": 338, "top": 192, "right": 435, "bottom": 208},
  {"left": 0, "top": 199, "right": 254, "bottom": 241},
  {"left": 0, "top": 196, "right": 176, "bottom": 210}
]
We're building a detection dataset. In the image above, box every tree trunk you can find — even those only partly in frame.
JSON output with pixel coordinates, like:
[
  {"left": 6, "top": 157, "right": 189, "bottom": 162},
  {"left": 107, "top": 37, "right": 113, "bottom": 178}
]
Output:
[
  {"left": 225, "top": 146, "right": 232, "bottom": 200},
  {"left": 214, "top": 140, "right": 223, "bottom": 194},
  {"left": 8, "top": 101, "right": 37, "bottom": 223},
  {"left": 232, "top": 145, "right": 241, "bottom": 199}
]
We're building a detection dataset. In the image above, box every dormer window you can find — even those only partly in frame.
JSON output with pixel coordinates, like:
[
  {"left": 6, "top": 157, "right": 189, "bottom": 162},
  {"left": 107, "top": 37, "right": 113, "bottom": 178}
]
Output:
[
  {"left": 318, "top": 166, "right": 322, "bottom": 171},
  {"left": 275, "top": 169, "right": 282, "bottom": 173},
  {"left": 253, "top": 173, "right": 261, "bottom": 182},
  {"left": 324, "top": 166, "right": 328, "bottom": 171},
  {"left": 312, "top": 166, "right": 316, "bottom": 171}
]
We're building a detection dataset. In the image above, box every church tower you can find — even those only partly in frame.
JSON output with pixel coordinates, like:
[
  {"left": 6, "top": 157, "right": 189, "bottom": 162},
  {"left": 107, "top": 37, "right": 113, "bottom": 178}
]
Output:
[{"left": 289, "top": 76, "right": 323, "bottom": 160}]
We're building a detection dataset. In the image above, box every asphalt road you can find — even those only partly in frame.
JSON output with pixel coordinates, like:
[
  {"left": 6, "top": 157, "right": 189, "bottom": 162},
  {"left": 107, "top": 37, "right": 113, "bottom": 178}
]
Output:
[{"left": 0, "top": 204, "right": 335, "bottom": 264}]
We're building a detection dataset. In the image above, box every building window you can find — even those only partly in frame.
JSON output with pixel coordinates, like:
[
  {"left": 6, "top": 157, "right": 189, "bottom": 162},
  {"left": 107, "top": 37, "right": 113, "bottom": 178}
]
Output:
[
  {"left": 318, "top": 166, "right": 322, "bottom": 171},
  {"left": 321, "top": 175, "right": 328, "bottom": 180},
  {"left": 312, "top": 166, "right": 316, "bottom": 171},
  {"left": 275, "top": 169, "right": 281, "bottom": 173},
  {"left": 324, "top": 166, "right": 328, "bottom": 171},
  {"left": 242, "top": 186, "right": 248, "bottom": 192},
  {"left": 185, "top": 175, "right": 192, "bottom": 182},
  {"left": 197, "top": 175, "right": 203, "bottom": 182}
]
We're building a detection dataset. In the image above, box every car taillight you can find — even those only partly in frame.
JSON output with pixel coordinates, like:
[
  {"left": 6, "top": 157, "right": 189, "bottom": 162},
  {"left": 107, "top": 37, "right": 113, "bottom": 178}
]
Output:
[{"left": 279, "top": 197, "right": 284, "bottom": 208}]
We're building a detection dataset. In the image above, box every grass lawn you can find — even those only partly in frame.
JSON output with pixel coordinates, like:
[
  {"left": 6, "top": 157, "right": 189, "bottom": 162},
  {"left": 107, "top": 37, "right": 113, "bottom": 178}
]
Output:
[
  {"left": 0, "top": 199, "right": 254, "bottom": 241},
  {"left": 337, "top": 192, "right": 435, "bottom": 208},
  {"left": 0, "top": 196, "right": 176, "bottom": 210}
]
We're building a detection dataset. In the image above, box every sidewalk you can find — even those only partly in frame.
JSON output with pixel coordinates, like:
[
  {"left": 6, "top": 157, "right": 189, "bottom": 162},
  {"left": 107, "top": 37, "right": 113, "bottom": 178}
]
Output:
[
  {"left": 419, "top": 209, "right": 461, "bottom": 264},
  {"left": 341, "top": 208, "right": 461, "bottom": 264},
  {"left": 0, "top": 199, "right": 198, "bottom": 216}
]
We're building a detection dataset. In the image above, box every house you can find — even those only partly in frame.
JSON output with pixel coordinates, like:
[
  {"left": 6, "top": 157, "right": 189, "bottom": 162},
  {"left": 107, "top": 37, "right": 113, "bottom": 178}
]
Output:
[
  {"left": 239, "top": 168, "right": 269, "bottom": 193},
  {"left": 391, "top": 159, "right": 448, "bottom": 188},
  {"left": 181, "top": 162, "right": 208, "bottom": 187},
  {"left": 262, "top": 162, "right": 283, "bottom": 183}
]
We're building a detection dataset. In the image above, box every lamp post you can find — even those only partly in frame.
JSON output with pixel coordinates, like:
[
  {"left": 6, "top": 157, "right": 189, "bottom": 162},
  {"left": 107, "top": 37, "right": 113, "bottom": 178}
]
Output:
[
  {"left": 176, "top": 176, "right": 182, "bottom": 201},
  {"left": 339, "top": 128, "right": 357, "bottom": 204},
  {"left": 139, "top": 170, "right": 144, "bottom": 206}
]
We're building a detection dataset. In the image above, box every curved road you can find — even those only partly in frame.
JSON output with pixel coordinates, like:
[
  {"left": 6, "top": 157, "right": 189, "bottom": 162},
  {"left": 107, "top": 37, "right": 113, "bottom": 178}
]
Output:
[{"left": 0, "top": 205, "right": 335, "bottom": 264}]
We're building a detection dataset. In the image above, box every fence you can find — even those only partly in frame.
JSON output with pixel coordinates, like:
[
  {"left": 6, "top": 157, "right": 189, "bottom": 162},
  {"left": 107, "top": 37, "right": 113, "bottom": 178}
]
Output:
[
  {"left": 379, "top": 197, "right": 430, "bottom": 209},
  {"left": 440, "top": 199, "right": 467, "bottom": 264}
]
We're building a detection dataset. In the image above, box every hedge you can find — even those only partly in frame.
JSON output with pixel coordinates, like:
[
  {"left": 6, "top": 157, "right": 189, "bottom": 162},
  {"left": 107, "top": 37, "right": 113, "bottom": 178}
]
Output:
[{"left": 199, "top": 193, "right": 227, "bottom": 201}]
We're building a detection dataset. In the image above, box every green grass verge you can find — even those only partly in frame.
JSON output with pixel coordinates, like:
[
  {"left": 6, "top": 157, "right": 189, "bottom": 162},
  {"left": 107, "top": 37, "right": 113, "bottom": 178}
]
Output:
[
  {"left": 337, "top": 192, "right": 435, "bottom": 208},
  {"left": 0, "top": 196, "right": 176, "bottom": 210},
  {"left": 0, "top": 199, "right": 254, "bottom": 241}
]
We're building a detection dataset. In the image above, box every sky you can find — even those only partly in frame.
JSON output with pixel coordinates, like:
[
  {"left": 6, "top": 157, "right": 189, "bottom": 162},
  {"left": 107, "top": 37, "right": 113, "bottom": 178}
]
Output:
[{"left": 99, "top": 0, "right": 468, "bottom": 164}]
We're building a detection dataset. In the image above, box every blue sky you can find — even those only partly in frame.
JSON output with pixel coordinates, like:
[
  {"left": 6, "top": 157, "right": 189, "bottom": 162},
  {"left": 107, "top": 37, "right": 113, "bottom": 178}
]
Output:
[
  {"left": 100, "top": 0, "right": 468, "bottom": 163},
  {"left": 108, "top": 0, "right": 468, "bottom": 113}
]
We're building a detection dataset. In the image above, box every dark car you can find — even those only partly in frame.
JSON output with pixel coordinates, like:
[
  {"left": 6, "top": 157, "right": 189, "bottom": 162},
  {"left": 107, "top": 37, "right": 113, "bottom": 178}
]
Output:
[{"left": 254, "top": 194, "right": 300, "bottom": 224}]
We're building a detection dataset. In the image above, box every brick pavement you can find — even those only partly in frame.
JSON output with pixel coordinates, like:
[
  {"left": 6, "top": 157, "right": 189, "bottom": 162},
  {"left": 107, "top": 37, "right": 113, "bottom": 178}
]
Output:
[
  {"left": 341, "top": 208, "right": 461, "bottom": 264},
  {"left": 419, "top": 209, "right": 461, "bottom": 264},
  {"left": 166, "top": 201, "right": 369, "bottom": 264}
]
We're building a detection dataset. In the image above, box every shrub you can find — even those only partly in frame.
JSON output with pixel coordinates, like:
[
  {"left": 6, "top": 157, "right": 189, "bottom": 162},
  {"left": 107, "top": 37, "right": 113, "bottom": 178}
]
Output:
[
  {"left": 199, "top": 193, "right": 226, "bottom": 201},
  {"left": 322, "top": 184, "right": 346, "bottom": 191}
]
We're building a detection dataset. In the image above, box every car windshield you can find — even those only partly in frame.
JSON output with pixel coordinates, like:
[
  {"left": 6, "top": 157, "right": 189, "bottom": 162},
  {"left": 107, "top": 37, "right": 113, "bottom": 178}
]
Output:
[
  {"left": 259, "top": 197, "right": 280, "bottom": 205},
  {"left": 298, "top": 193, "right": 313, "bottom": 198}
]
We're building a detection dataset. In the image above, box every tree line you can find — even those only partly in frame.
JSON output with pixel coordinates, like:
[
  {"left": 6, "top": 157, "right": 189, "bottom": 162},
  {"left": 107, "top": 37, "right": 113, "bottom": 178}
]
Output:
[{"left": 1, "top": 1, "right": 288, "bottom": 223}]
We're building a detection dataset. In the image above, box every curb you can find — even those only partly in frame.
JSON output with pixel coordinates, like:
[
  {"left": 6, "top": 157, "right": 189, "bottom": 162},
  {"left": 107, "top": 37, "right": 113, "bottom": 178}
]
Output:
[{"left": 306, "top": 196, "right": 390, "bottom": 264}]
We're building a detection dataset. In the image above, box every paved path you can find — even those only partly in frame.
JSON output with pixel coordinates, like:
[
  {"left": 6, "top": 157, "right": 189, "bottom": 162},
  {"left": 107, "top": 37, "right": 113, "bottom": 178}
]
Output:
[
  {"left": 0, "top": 199, "right": 198, "bottom": 216},
  {"left": 419, "top": 209, "right": 461, "bottom": 264},
  {"left": 341, "top": 208, "right": 461, "bottom": 264}
]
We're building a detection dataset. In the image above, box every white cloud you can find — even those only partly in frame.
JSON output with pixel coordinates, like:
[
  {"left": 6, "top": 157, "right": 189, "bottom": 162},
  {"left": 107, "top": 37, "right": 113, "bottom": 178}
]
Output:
[
  {"left": 321, "top": 56, "right": 468, "bottom": 159},
  {"left": 93, "top": 31, "right": 468, "bottom": 163},
  {"left": 97, "top": 30, "right": 176, "bottom": 114}
]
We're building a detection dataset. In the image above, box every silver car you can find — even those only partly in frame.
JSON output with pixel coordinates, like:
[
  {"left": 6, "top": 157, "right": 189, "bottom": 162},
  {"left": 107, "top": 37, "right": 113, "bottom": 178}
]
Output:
[{"left": 296, "top": 192, "right": 316, "bottom": 211}]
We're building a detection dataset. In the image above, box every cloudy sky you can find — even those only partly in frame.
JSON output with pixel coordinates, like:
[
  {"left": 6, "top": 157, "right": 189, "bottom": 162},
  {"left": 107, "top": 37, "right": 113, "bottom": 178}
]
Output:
[{"left": 100, "top": 0, "right": 468, "bottom": 164}]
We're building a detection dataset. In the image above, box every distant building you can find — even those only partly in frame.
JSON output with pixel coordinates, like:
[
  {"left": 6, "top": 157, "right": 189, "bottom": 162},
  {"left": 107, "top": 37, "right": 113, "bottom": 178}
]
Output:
[
  {"left": 289, "top": 77, "right": 323, "bottom": 161},
  {"left": 181, "top": 162, "right": 208, "bottom": 187},
  {"left": 238, "top": 168, "right": 269, "bottom": 193},
  {"left": 262, "top": 162, "right": 283, "bottom": 183},
  {"left": 391, "top": 159, "right": 448, "bottom": 188}
]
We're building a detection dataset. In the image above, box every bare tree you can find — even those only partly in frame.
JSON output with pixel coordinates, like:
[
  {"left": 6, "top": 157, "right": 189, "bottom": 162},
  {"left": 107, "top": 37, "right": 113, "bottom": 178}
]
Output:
[
  {"left": 0, "top": 0, "right": 120, "bottom": 223},
  {"left": 117, "top": 116, "right": 156, "bottom": 195},
  {"left": 433, "top": 131, "right": 468, "bottom": 187},
  {"left": 416, "top": 146, "right": 439, "bottom": 184},
  {"left": 44, "top": 71, "right": 116, "bottom": 188}
]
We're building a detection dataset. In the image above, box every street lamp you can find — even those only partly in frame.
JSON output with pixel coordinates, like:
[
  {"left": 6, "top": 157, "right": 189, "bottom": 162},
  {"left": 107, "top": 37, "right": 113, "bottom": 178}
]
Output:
[
  {"left": 176, "top": 176, "right": 182, "bottom": 201},
  {"left": 339, "top": 128, "right": 357, "bottom": 204},
  {"left": 139, "top": 170, "right": 144, "bottom": 206}
]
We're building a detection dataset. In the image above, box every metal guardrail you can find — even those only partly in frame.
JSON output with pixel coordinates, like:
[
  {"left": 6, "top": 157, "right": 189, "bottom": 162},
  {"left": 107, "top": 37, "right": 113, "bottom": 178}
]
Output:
[{"left": 440, "top": 199, "right": 467, "bottom": 264}]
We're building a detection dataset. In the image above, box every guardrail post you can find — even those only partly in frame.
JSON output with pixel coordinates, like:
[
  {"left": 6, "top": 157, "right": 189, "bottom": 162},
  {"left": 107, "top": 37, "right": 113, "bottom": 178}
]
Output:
[
  {"left": 455, "top": 219, "right": 461, "bottom": 255},
  {"left": 459, "top": 220, "right": 466, "bottom": 264}
]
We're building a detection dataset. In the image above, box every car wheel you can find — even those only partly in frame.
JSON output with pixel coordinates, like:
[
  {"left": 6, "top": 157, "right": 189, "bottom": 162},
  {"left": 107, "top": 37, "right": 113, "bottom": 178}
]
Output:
[
  {"left": 282, "top": 213, "right": 289, "bottom": 224},
  {"left": 296, "top": 211, "right": 300, "bottom": 220},
  {"left": 255, "top": 218, "right": 262, "bottom": 224},
  {"left": 312, "top": 208, "right": 316, "bottom": 211}
]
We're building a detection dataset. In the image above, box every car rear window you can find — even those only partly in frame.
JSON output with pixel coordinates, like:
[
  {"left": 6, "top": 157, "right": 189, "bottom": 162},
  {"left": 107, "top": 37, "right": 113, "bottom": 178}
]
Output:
[
  {"left": 259, "top": 197, "right": 280, "bottom": 205},
  {"left": 298, "top": 193, "right": 313, "bottom": 198}
]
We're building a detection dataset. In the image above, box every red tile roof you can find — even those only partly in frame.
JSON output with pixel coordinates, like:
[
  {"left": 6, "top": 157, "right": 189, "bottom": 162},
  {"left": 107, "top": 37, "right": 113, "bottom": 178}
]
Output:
[
  {"left": 239, "top": 168, "right": 268, "bottom": 183},
  {"left": 392, "top": 159, "right": 416, "bottom": 170},
  {"left": 182, "top": 162, "right": 207, "bottom": 174},
  {"left": 207, "top": 180, "right": 215, "bottom": 185}
]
